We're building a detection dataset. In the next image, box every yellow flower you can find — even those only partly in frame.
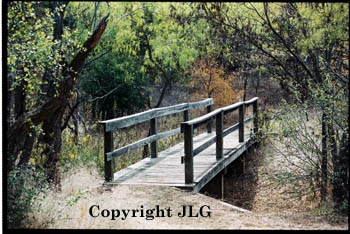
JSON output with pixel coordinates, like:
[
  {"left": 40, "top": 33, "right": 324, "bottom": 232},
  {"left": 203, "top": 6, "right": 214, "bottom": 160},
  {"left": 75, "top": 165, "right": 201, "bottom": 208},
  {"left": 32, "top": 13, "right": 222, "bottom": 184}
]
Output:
[
  {"left": 69, "top": 153, "right": 76, "bottom": 159},
  {"left": 82, "top": 136, "right": 88, "bottom": 144},
  {"left": 29, "top": 157, "right": 36, "bottom": 165}
]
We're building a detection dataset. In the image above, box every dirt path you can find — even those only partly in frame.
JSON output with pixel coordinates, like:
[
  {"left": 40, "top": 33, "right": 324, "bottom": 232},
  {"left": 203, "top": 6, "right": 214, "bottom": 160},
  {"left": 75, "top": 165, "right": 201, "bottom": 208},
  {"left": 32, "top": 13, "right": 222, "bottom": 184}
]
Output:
[{"left": 30, "top": 163, "right": 347, "bottom": 229}]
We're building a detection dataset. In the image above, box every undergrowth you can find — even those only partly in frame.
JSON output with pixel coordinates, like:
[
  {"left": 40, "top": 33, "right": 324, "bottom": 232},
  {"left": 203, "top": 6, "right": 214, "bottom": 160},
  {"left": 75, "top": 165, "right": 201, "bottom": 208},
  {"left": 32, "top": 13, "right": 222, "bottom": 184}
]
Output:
[{"left": 8, "top": 108, "right": 209, "bottom": 228}]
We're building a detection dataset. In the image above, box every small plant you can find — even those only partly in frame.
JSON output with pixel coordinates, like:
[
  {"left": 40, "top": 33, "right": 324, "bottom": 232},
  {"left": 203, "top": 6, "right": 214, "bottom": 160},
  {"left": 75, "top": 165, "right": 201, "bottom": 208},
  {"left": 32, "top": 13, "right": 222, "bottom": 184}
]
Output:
[
  {"left": 7, "top": 164, "right": 49, "bottom": 228},
  {"left": 60, "top": 128, "right": 105, "bottom": 175},
  {"left": 66, "top": 189, "right": 88, "bottom": 207}
]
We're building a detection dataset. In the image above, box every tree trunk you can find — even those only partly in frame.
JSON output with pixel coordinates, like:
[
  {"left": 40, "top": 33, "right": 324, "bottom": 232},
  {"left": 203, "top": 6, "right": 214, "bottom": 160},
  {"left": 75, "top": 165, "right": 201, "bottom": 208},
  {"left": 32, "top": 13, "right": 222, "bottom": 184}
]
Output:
[
  {"left": 255, "top": 72, "right": 260, "bottom": 96},
  {"left": 320, "top": 112, "right": 328, "bottom": 202},
  {"left": 243, "top": 73, "right": 248, "bottom": 101}
]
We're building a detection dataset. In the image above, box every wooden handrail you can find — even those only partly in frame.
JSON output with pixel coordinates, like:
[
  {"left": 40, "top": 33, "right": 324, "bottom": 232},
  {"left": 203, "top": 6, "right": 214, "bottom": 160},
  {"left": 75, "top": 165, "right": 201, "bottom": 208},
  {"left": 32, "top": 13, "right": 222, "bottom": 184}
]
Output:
[
  {"left": 180, "top": 97, "right": 259, "bottom": 184},
  {"left": 185, "top": 116, "right": 253, "bottom": 160},
  {"left": 106, "top": 128, "right": 181, "bottom": 161},
  {"left": 99, "top": 98, "right": 213, "bottom": 182},
  {"left": 100, "top": 98, "right": 213, "bottom": 132},
  {"left": 181, "top": 109, "right": 222, "bottom": 131},
  {"left": 243, "top": 97, "right": 258, "bottom": 105}
]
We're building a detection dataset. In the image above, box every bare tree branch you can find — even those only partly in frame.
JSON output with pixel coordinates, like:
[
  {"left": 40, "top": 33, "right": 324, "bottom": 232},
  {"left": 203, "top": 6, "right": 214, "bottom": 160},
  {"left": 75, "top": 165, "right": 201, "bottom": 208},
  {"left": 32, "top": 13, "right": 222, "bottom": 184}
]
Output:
[{"left": 88, "top": 85, "right": 122, "bottom": 102}]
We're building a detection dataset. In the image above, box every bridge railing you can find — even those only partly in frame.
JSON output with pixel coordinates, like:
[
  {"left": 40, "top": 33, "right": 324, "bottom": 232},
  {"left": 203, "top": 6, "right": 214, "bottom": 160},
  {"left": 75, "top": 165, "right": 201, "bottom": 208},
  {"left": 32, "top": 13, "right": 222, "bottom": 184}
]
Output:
[
  {"left": 180, "top": 97, "right": 258, "bottom": 184},
  {"left": 99, "top": 98, "right": 214, "bottom": 182}
]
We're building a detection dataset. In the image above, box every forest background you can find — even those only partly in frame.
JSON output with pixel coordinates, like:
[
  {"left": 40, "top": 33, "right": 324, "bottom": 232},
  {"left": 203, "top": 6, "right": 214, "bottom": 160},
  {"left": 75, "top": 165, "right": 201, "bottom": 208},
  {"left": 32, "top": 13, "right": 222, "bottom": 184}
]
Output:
[{"left": 5, "top": 2, "right": 348, "bottom": 228}]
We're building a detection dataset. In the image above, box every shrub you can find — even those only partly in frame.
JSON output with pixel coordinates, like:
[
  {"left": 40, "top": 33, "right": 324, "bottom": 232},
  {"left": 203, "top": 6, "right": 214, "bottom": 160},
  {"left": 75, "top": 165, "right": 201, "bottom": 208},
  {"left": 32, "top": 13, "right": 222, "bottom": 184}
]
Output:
[{"left": 7, "top": 165, "right": 49, "bottom": 228}]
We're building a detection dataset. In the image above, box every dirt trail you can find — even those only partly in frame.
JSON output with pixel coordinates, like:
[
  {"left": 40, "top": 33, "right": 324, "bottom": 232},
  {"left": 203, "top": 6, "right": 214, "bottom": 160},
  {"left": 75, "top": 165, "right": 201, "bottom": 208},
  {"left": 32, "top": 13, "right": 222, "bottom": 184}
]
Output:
[{"left": 30, "top": 165, "right": 347, "bottom": 229}]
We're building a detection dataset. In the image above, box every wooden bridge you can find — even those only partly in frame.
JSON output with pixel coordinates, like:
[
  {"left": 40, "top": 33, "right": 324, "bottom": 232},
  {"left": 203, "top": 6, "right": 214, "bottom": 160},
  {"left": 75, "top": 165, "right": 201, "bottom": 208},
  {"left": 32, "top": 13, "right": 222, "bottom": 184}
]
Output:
[{"left": 99, "top": 97, "right": 258, "bottom": 192}]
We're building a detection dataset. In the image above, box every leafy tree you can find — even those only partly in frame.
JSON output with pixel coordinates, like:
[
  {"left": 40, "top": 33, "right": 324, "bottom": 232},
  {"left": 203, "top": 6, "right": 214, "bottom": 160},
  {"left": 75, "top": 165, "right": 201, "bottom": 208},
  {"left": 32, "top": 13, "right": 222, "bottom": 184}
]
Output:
[
  {"left": 80, "top": 54, "right": 147, "bottom": 120},
  {"left": 191, "top": 2, "right": 349, "bottom": 212},
  {"left": 114, "top": 2, "right": 203, "bottom": 108},
  {"left": 190, "top": 56, "right": 242, "bottom": 109},
  {"left": 7, "top": 1, "right": 110, "bottom": 186}
]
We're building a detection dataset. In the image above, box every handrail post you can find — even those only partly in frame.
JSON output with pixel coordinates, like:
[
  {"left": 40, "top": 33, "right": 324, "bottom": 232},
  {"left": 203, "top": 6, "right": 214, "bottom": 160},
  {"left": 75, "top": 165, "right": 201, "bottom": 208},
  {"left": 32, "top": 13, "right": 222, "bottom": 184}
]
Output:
[
  {"left": 104, "top": 131, "right": 114, "bottom": 181},
  {"left": 207, "top": 105, "right": 212, "bottom": 133},
  {"left": 184, "top": 110, "right": 189, "bottom": 122},
  {"left": 239, "top": 104, "right": 244, "bottom": 142},
  {"left": 253, "top": 99, "right": 258, "bottom": 135},
  {"left": 150, "top": 117, "right": 158, "bottom": 158},
  {"left": 182, "top": 123, "right": 194, "bottom": 184},
  {"left": 216, "top": 110, "right": 224, "bottom": 160}
]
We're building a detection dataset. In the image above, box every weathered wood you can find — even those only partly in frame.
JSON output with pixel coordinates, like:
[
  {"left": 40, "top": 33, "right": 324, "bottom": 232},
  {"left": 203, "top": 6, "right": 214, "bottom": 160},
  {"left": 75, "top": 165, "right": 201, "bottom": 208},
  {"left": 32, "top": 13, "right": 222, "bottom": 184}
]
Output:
[
  {"left": 183, "top": 109, "right": 221, "bottom": 131},
  {"left": 221, "top": 172, "right": 225, "bottom": 200},
  {"left": 100, "top": 98, "right": 213, "bottom": 132},
  {"left": 193, "top": 138, "right": 253, "bottom": 193},
  {"left": 182, "top": 123, "right": 194, "bottom": 184},
  {"left": 102, "top": 97, "right": 258, "bottom": 189},
  {"left": 187, "top": 117, "right": 253, "bottom": 159},
  {"left": 192, "top": 134, "right": 216, "bottom": 158},
  {"left": 216, "top": 110, "right": 224, "bottom": 160},
  {"left": 101, "top": 103, "right": 187, "bottom": 131},
  {"left": 104, "top": 131, "right": 114, "bottom": 181},
  {"left": 150, "top": 117, "right": 157, "bottom": 158},
  {"left": 223, "top": 116, "right": 253, "bottom": 138},
  {"left": 222, "top": 101, "right": 243, "bottom": 115},
  {"left": 222, "top": 97, "right": 257, "bottom": 114},
  {"left": 244, "top": 97, "right": 258, "bottom": 105},
  {"left": 109, "top": 131, "right": 254, "bottom": 192},
  {"left": 253, "top": 99, "right": 258, "bottom": 135},
  {"left": 182, "top": 97, "right": 258, "bottom": 131},
  {"left": 239, "top": 104, "right": 244, "bottom": 142},
  {"left": 207, "top": 105, "right": 212, "bottom": 133},
  {"left": 107, "top": 128, "right": 181, "bottom": 160},
  {"left": 188, "top": 98, "right": 214, "bottom": 110},
  {"left": 183, "top": 110, "right": 189, "bottom": 122}
]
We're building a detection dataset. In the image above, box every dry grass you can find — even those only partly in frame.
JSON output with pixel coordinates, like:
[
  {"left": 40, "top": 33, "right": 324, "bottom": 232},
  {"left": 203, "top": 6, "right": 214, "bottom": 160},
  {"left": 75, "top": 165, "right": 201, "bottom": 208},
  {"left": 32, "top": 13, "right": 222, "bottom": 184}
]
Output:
[
  {"left": 27, "top": 161, "right": 348, "bottom": 229},
  {"left": 227, "top": 140, "right": 348, "bottom": 228}
]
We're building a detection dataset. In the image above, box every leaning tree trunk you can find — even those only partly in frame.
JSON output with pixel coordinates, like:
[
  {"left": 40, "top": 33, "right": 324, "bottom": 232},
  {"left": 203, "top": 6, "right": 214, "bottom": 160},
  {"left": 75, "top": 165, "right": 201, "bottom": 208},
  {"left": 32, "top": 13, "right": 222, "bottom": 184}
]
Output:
[{"left": 7, "top": 14, "right": 110, "bottom": 186}]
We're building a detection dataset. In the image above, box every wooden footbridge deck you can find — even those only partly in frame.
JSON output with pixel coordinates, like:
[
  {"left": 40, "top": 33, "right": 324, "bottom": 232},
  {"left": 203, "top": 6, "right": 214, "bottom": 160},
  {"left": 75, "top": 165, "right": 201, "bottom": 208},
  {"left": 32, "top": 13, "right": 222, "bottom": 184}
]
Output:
[{"left": 99, "top": 97, "right": 258, "bottom": 192}]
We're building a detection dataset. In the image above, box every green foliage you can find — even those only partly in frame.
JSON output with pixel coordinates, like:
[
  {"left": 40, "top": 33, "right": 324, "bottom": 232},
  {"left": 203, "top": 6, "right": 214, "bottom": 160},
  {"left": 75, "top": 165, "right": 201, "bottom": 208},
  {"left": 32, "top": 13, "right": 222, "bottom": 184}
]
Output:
[
  {"left": 66, "top": 189, "right": 87, "bottom": 207},
  {"left": 7, "top": 2, "right": 81, "bottom": 106},
  {"left": 7, "top": 164, "right": 49, "bottom": 228},
  {"left": 192, "top": 2, "right": 349, "bottom": 213},
  {"left": 80, "top": 54, "right": 147, "bottom": 120},
  {"left": 60, "top": 128, "right": 104, "bottom": 176},
  {"left": 8, "top": 2, "right": 55, "bottom": 107},
  {"left": 114, "top": 2, "right": 203, "bottom": 86}
]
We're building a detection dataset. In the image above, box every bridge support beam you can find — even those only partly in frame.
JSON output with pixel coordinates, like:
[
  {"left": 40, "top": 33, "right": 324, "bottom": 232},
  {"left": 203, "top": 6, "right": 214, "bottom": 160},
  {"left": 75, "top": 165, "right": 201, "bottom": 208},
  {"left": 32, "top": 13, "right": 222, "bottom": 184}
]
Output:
[
  {"left": 239, "top": 104, "right": 245, "bottom": 142},
  {"left": 200, "top": 169, "right": 225, "bottom": 200},
  {"left": 183, "top": 123, "right": 194, "bottom": 184},
  {"left": 150, "top": 117, "right": 158, "bottom": 158},
  {"left": 207, "top": 105, "right": 212, "bottom": 133},
  {"left": 220, "top": 171, "right": 225, "bottom": 200},
  {"left": 216, "top": 110, "right": 224, "bottom": 160},
  {"left": 253, "top": 100, "right": 258, "bottom": 135},
  {"left": 104, "top": 131, "right": 114, "bottom": 182}
]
